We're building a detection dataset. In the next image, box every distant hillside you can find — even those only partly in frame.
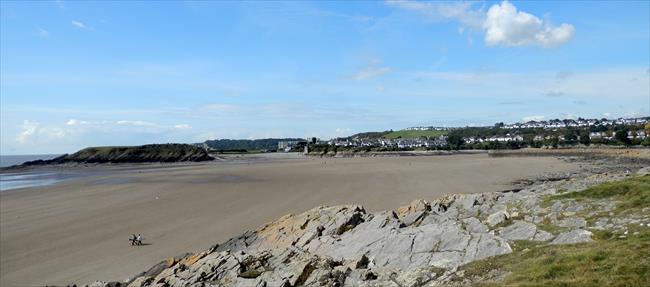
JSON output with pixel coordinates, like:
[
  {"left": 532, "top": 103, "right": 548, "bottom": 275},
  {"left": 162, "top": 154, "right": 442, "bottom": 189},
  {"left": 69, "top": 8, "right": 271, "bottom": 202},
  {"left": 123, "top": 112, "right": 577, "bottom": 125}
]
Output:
[
  {"left": 203, "top": 138, "right": 305, "bottom": 151},
  {"left": 347, "top": 131, "right": 391, "bottom": 139},
  {"left": 344, "top": 130, "right": 447, "bottom": 140},
  {"left": 22, "top": 144, "right": 213, "bottom": 165},
  {"left": 383, "top": 130, "right": 448, "bottom": 139}
]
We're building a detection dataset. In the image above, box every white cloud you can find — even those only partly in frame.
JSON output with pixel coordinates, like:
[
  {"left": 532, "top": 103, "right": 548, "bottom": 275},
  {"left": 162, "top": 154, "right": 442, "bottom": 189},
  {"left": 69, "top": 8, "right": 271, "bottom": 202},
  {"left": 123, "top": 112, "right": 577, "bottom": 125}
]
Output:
[
  {"left": 353, "top": 59, "right": 391, "bottom": 81},
  {"left": 116, "top": 120, "right": 158, "bottom": 127},
  {"left": 71, "top": 20, "right": 87, "bottom": 29},
  {"left": 523, "top": 115, "right": 545, "bottom": 122},
  {"left": 385, "top": 0, "right": 484, "bottom": 29},
  {"left": 65, "top": 119, "right": 189, "bottom": 133},
  {"left": 16, "top": 120, "right": 65, "bottom": 144},
  {"left": 387, "top": 0, "right": 575, "bottom": 48},
  {"left": 16, "top": 120, "right": 38, "bottom": 143},
  {"left": 484, "top": 1, "right": 574, "bottom": 47},
  {"left": 174, "top": 124, "right": 191, "bottom": 130}
]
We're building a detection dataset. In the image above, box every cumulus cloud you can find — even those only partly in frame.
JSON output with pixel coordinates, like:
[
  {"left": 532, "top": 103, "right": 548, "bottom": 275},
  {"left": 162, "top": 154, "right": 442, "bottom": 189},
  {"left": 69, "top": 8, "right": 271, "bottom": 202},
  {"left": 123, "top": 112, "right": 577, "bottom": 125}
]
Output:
[
  {"left": 16, "top": 120, "right": 65, "bottom": 144},
  {"left": 16, "top": 121, "right": 38, "bottom": 143},
  {"left": 387, "top": 0, "right": 575, "bottom": 48},
  {"left": 353, "top": 59, "right": 392, "bottom": 81},
  {"left": 484, "top": 1, "right": 574, "bottom": 47}
]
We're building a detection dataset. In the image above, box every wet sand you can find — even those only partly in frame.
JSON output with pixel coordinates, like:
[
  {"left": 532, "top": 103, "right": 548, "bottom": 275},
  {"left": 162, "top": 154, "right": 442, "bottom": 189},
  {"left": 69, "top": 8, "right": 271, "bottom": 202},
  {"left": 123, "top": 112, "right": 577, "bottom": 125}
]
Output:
[{"left": 0, "top": 154, "right": 576, "bottom": 286}]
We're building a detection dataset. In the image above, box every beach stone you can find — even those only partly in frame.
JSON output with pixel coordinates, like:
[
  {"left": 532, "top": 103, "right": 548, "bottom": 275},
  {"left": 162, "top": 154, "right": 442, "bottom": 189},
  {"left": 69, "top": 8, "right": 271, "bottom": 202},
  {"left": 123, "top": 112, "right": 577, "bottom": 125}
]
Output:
[
  {"left": 486, "top": 210, "right": 509, "bottom": 226},
  {"left": 551, "top": 229, "right": 593, "bottom": 245}
]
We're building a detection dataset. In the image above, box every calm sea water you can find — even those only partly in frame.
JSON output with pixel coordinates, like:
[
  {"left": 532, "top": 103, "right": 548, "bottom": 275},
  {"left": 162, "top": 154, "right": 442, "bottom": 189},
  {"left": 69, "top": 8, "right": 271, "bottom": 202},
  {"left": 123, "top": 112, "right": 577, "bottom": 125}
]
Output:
[{"left": 0, "top": 154, "right": 62, "bottom": 191}]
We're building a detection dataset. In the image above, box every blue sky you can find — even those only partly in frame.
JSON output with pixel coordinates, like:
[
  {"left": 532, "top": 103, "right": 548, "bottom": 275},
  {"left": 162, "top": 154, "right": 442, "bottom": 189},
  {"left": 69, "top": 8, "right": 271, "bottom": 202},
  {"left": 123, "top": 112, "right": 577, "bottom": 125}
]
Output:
[{"left": 1, "top": 0, "right": 649, "bottom": 154}]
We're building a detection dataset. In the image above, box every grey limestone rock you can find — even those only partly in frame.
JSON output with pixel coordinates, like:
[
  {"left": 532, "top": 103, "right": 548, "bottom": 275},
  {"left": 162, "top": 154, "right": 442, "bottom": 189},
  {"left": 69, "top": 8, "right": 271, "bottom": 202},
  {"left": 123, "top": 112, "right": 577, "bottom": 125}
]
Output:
[
  {"left": 551, "top": 229, "right": 593, "bottom": 245},
  {"left": 486, "top": 210, "right": 509, "bottom": 227},
  {"left": 499, "top": 221, "right": 537, "bottom": 241}
]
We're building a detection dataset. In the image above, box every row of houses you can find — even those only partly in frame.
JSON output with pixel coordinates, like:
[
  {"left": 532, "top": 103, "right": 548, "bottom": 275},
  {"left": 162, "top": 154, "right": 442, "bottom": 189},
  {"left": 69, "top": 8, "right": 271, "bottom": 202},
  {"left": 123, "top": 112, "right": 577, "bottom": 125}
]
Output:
[
  {"left": 328, "top": 136, "right": 448, "bottom": 148},
  {"left": 464, "top": 134, "right": 524, "bottom": 144},
  {"left": 589, "top": 130, "right": 647, "bottom": 140},
  {"left": 462, "top": 129, "right": 648, "bottom": 144},
  {"left": 503, "top": 117, "right": 649, "bottom": 130}
]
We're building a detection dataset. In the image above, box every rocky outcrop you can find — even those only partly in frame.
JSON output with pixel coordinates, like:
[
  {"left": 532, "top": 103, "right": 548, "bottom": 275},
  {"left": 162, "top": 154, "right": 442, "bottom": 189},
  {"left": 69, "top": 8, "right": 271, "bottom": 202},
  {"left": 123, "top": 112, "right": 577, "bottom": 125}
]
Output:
[
  {"left": 86, "top": 168, "right": 648, "bottom": 287},
  {"left": 21, "top": 144, "right": 213, "bottom": 165}
]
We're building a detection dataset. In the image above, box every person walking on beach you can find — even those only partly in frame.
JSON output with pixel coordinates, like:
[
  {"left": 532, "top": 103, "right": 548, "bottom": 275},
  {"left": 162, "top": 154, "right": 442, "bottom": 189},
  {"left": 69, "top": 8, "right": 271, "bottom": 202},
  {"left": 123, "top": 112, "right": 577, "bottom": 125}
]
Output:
[
  {"left": 130, "top": 234, "right": 137, "bottom": 246},
  {"left": 136, "top": 234, "right": 143, "bottom": 246}
]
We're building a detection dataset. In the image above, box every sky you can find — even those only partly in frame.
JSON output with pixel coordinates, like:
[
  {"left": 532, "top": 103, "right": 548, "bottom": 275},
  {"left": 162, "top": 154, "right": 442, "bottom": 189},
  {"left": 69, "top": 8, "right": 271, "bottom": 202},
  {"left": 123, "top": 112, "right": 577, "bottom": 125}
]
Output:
[{"left": 1, "top": 0, "right": 649, "bottom": 155}]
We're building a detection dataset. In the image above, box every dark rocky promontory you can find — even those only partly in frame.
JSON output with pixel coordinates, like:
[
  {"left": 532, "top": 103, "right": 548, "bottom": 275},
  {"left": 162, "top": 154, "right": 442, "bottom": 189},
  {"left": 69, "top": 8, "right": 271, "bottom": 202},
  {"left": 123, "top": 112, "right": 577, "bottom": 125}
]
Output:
[{"left": 21, "top": 144, "right": 213, "bottom": 165}]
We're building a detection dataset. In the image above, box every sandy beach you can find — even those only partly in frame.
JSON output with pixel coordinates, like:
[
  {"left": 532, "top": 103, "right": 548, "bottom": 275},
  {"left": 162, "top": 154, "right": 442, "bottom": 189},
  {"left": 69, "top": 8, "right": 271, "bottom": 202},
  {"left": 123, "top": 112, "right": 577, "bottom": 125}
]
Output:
[{"left": 0, "top": 154, "right": 577, "bottom": 286}]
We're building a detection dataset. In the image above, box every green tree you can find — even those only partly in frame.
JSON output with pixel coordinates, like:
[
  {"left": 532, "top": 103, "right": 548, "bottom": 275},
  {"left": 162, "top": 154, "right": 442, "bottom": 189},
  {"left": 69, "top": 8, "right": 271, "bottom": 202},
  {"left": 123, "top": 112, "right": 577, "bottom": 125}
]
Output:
[
  {"left": 447, "top": 133, "right": 464, "bottom": 150},
  {"left": 615, "top": 127, "right": 632, "bottom": 146},
  {"left": 564, "top": 129, "right": 578, "bottom": 143},
  {"left": 579, "top": 130, "right": 591, "bottom": 145},
  {"left": 642, "top": 137, "right": 650, "bottom": 147}
]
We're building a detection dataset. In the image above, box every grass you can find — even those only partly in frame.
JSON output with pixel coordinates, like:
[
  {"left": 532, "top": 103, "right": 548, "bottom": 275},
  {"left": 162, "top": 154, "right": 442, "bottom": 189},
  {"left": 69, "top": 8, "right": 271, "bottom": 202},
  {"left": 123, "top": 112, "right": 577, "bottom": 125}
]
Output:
[
  {"left": 463, "top": 229, "right": 650, "bottom": 287},
  {"left": 382, "top": 130, "right": 448, "bottom": 139},
  {"left": 457, "top": 175, "right": 650, "bottom": 286},
  {"left": 549, "top": 175, "right": 650, "bottom": 210}
]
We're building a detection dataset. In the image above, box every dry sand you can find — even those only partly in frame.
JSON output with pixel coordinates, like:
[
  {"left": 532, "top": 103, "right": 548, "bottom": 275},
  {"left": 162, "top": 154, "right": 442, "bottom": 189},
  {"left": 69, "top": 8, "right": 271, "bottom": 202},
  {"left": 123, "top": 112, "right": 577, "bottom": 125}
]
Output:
[{"left": 0, "top": 154, "right": 576, "bottom": 286}]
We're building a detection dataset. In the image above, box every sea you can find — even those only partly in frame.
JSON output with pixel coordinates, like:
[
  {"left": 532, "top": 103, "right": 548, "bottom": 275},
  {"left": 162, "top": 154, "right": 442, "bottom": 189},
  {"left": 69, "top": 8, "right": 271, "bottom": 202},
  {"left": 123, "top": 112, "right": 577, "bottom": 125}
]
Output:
[{"left": 0, "top": 154, "right": 64, "bottom": 191}]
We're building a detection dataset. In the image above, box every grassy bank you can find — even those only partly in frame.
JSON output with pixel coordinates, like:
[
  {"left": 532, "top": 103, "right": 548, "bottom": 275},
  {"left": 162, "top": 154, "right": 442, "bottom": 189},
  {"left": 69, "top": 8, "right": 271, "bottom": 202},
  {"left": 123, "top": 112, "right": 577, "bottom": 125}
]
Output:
[{"left": 459, "top": 175, "right": 650, "bottom": 286}]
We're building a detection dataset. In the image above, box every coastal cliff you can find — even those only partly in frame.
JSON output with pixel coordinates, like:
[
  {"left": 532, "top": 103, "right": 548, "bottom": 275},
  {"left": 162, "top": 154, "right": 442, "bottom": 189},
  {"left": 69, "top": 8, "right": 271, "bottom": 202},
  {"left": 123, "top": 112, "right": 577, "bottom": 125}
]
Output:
[
  {"left": 21, "top": 144, "right": 213, "bottom": 165},
  {"left": 85, "top": 166, "right": 650, "bottom": 287}
]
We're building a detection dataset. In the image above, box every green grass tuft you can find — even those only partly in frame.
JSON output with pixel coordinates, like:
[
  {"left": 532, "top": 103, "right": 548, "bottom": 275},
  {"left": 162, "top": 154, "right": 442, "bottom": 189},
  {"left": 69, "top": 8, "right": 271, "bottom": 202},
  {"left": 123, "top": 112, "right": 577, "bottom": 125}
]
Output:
[
  {"left": 463, "top": 229, "right": 650, "bottom": 286},
  {"left": 550, "top": 176, "right": 650, "bottom": 210}
]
